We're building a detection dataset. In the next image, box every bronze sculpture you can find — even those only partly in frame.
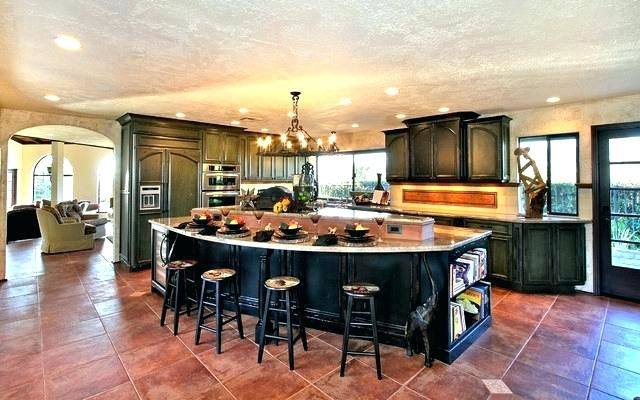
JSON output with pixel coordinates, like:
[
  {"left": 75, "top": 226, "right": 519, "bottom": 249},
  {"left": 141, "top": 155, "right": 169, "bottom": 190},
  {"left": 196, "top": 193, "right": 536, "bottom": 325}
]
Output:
[
  {"left": 514, "top": 147, "right": 548, "bottom": 218},
  {"left": 405, "top": 255, "right": 438, "bottom": 367}
]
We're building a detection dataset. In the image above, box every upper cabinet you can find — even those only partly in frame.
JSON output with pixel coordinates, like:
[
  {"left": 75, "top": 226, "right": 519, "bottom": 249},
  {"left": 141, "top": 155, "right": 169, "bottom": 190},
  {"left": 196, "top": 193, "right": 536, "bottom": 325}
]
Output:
[
  {"left": 466, "top": 116, "right": 511, "bottom": 182},
  {"left": 203, "top": 129, "right": 246, "bottom": 164},
  {"left": 384, "top": 112, "right": 511, "bottom": 183}
]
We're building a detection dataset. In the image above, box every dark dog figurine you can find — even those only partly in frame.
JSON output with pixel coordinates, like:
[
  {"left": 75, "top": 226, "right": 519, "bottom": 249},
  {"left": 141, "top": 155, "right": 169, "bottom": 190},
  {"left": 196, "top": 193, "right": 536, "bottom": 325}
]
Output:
[{"left": 405, "top": 255, "right": 438, "bottom": 367}]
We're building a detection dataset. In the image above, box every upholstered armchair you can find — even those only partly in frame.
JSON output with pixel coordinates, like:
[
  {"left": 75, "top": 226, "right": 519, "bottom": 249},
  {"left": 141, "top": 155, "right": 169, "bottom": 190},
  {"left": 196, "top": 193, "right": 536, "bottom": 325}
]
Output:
[
  {"left": 56, "top": 200, "right": 108, "bottom": 237},
  {"left": 36, "top": 207, "right": 95, "bottom": 253}
]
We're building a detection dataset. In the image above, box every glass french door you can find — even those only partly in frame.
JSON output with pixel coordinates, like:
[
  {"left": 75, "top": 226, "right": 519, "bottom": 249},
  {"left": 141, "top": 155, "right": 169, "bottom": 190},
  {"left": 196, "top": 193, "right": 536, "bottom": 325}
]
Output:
[{"left": 596, "top": 123, "right": 640, "bottom": 301}]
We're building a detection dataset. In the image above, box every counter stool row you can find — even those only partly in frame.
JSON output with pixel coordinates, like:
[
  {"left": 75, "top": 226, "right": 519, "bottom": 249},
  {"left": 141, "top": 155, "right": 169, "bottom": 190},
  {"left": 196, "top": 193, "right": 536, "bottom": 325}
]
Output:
[{"left": 160, "top": 258, "right": 382, "bottom": 379}]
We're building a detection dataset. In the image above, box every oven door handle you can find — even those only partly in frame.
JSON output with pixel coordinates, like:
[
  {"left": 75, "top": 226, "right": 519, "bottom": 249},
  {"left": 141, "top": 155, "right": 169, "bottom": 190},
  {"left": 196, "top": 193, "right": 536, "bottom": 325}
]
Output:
[{"left": 202, "top": 191, "right": 240, "bottom": 197}]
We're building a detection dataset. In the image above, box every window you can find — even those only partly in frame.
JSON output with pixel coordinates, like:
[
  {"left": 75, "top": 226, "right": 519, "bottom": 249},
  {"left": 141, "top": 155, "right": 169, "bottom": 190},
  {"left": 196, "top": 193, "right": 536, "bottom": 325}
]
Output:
[
  {"left": 518, "top": 133, "right": 579, "bottom": 215},
  {"left": 7, "top": 169, "right": 17, "bottom": 208},
  {"left": 32, "top": 155, "right": 74, "bottom": 202},
  {"left": 317, "top": 151, "right": 388, "bottom": 199}
]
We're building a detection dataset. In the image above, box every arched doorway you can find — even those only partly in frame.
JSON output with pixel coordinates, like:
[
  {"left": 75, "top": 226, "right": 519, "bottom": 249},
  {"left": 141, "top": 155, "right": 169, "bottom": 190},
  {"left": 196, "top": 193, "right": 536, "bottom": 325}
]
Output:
[{"left": 0, "top": 109, "right": 121, "bottom": 280}]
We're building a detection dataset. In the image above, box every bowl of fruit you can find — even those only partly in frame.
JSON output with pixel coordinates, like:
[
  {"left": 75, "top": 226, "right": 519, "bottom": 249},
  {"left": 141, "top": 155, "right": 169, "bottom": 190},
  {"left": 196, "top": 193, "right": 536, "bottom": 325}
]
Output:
[
  {"left": 192, "top": 212, "right": 213, "bottom": 226},
  {"left": 344, "top": 223, "right": 370, "bottom": 238},
  {"left": 279, "top": 220, "right": 302, "bottom": 236},
  {"left": 224, "top": 216, "right": 246, "bottom": 231}
]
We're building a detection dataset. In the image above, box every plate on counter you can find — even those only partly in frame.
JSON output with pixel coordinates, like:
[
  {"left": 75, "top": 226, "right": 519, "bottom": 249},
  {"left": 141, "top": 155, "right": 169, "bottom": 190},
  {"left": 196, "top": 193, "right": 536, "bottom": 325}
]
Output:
[
  {"left": 272, "top": 230, "right": 309, "bottom": 244},
  {"left": 216, "top": 226, "right": 251, "bottom": 238},
  {"left": 337, "top": 234, "right": 376, "bottom": 243},
  {"left": 337, "top": 236, "right": 378, "bottom": 247}
]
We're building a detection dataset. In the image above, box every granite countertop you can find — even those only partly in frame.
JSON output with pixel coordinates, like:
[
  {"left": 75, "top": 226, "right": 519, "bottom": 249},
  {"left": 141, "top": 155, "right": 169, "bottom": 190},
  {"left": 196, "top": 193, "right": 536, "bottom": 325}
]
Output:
[
  {"left": 338, "top": 204, "right": 591, "bottom": 224},
  {"left": 149, "top": 216, "right": 491, "bottom": 253}
]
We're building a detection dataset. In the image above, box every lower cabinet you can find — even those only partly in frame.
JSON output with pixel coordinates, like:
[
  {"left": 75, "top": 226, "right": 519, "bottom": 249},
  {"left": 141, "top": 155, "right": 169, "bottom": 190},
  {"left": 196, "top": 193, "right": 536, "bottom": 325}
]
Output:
[{"left": 463, "top": 219, "right": 514, "bottom": 285}]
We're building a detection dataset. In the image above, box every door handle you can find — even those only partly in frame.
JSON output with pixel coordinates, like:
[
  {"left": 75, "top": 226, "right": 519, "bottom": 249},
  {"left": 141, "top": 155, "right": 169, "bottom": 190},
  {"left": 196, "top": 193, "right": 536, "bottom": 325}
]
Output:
[{"left": 602, "top": 206, "right": 611, "bottom": 222}]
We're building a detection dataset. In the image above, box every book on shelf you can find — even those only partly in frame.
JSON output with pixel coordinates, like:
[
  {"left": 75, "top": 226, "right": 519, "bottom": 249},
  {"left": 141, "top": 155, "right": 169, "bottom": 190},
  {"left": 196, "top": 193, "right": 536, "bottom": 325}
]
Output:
[
  {"left": 450, "top": 302, "right": 467, "bottom": 342},
  {"left": 468, "top": 248, "right": 487, "bottom": 279},
  {"left": 455, "top": 283, "right": 488, "bottom": 320}
]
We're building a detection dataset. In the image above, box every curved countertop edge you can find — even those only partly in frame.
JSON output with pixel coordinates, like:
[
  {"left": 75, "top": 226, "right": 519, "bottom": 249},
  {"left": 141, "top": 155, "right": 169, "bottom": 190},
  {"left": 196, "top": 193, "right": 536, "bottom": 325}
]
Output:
[
  {"left": 338, "top": 204, "right": 591, "bottom": 224},
  {"left": 149, "top": 217, "right": 491, "bottom": 253}
]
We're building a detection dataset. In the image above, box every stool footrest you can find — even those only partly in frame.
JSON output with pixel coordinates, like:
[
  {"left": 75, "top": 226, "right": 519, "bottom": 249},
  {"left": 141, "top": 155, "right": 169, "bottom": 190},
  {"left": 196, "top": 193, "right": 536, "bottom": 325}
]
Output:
[
  {"left": 350, "top": 310, "right": 372, "bottom": 315},
  {"left": 349, "top": 321, "right": 374, "bottom": 327},
  {"left": 346, "top": 350, "right": 377, "bottom": 357},
  {"left": 264, "top": 333, "right": 304, "bottom": 344},
  {"left": 348, "top": 334, "right": 374, "bottom": 340}
]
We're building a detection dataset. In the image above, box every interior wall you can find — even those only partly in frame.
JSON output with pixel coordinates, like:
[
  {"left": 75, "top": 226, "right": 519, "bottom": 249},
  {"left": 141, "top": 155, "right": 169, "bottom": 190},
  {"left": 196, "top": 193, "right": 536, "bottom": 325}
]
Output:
[{"left": 9, "top": 142, "right": 113, "bottom": 205}]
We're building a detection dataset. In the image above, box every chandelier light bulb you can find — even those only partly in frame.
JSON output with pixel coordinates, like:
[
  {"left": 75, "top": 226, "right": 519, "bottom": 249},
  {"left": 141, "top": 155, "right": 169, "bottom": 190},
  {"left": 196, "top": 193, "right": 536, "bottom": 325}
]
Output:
[
  {"left": 317, "top": 138, "right": 323, "bottom": 147},
  {"left": 329, "top": 131, "right": 337, "bottom": 144},
  {"left": 286, "top": 141, "right": 293, "bottom": 150},
  {"left": 265, "top": 136, "right": 272, "bottom": 145},
  {"left": 280, "top": 133, "right": 288, "bottom": 143}
]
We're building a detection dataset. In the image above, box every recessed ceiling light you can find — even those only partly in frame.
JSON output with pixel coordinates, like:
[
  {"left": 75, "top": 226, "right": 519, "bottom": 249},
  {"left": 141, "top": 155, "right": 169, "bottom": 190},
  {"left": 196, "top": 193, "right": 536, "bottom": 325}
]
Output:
[
  {"left": 54, "top": 35, "right": 82, "bottom": 51},
  {"left": 238, "top": 107, "right": 249, "bottom": 113},
  {"left": 351, "top": 123, "right": 359, "bottom": 128},
  {"left": 44, "top": 94, "right": 60, "bottom": 102},
  {"left": 438, "top": 107, "right": 450, "bottom": 113},
  {"left": 339, "top": 97, "right": 352, "bottom": 106},
  {"left": 395, "top": 113, "right": 406, "bottom": 119},
  {"left": 546, "top": 96, "right": 560, "bottom": 103},
  {"left": 175, "top": 112, "right": 186, "bottom": 118},
  {"left": 261, "top": 128, "right": 269, "bottom": 132},
  {"left": 230, "top": 120, "right": 240, "bottom": 125},
  {"left": 385, "top": 87, "right": 399, "bottom": 96}
]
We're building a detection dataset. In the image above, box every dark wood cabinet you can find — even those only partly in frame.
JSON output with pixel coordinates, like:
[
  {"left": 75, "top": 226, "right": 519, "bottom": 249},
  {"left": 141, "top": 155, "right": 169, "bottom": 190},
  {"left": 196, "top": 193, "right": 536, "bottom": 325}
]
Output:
[
  {"left": 463, "top": 219, "right": 514, "bottom": 285},
  {"left": 272, "top": 156, "right": 287, "bottom": 180},
  {"left": 522, "top": 225, "right": 554, "bottom": 285},
  {"left": 203, "top": 131, "right": 225, "bottom": 163},
  {"left": 242, "top": 133, "right": 309, "bottom": 182},
  {"left": 433, "top": 119, "right": 462, "bottom": 179},
  {"left": 466, "top": 116, "right": 511, "bottom": 182},
  {"left": 203, "top": 129, "right": 246, "bottom": 164},
  {"left": 384, "top": 128, "right": 409, "bottom": 181},
  {"left": 244, "top": 137, "right": 261, "bottom": 180},
  {"left": 408, "top": 124, "right": 433, "bottom": 179}
]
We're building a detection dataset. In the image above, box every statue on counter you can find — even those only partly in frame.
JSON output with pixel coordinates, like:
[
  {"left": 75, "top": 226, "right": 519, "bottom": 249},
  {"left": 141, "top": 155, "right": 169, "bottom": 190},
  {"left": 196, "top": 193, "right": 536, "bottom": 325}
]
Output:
[
  {"left": 239, "top": 188, "right": 258, "bottom": 210},
  {"left": 514, "top": 147, "right": 548, "bottom": 218},
  {"left": 405, "top": 255, "right": 438, "bottom": 367}
]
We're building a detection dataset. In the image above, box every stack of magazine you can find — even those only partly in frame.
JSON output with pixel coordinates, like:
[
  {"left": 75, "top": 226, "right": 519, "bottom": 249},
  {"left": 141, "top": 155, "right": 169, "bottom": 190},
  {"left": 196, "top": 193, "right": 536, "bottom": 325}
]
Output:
[
  {"left": 450, "top": 281, "right": 491, "bottom": 342},
  {"left": 449, "top": 248, "right": 487, "bottom": 296}
]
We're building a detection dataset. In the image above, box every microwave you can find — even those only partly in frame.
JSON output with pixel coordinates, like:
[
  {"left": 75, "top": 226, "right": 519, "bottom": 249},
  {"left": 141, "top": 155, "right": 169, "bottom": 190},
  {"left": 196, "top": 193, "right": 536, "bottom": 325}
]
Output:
[
  {"left": 202, "top": 172, "right": 240, "bottom": 191},
  {"left": 201, "top": 191, "right": 239, "bottom": 208},
  {"left": 203, "top": 163, "right": 240, "bottom": 173}
]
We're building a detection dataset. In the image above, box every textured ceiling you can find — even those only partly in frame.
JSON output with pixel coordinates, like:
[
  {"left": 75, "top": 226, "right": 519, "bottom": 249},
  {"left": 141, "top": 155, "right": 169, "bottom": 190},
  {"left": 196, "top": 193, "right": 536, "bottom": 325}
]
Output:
[
  {"left": 11, "top": 125, "right": 114, "bottom": 148},
  {"left": 1, "top": 0, "right": 639, "bottom": 135}
]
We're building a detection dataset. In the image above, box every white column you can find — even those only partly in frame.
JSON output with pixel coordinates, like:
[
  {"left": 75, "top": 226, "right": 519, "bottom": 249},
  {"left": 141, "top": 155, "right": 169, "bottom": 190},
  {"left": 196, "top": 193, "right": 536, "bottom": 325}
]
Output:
[{"left": 50, "top": 141, "right": 64, "bottom": 204}]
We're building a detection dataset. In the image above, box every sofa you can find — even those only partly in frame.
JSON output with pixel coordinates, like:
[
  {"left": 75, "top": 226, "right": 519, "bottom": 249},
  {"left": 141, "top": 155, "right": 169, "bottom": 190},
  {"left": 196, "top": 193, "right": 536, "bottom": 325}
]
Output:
[
  {"left": 36, "top": 206, "right": 95, "bottom": 253},
  {"left": 56, "top": 200, "right": 109, "bottom": 238},
  {"left": 7, "top": 206, "right": 41, "bottom": 242}
]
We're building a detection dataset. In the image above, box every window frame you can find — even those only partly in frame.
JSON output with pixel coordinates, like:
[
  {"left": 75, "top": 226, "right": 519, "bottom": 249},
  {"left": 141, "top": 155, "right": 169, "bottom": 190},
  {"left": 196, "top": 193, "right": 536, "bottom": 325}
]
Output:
[
  {"left": 518, "top": 132, "right": 580, "bottom": 216},
  {"left": 7, "top": 168, "right": 17, "bottom": 207},
  {"left": 316, "top": 148, "right": 387, "bottom": 200},
  {"left": 32, "top": 155, "right": 74, "bottom": 202}
]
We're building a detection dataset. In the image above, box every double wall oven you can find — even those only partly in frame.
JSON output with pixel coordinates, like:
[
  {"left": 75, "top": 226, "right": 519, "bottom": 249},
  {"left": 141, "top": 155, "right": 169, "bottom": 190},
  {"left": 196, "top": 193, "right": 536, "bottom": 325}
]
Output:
[{"left": 201, "top": 163, "right": 240, "bottom": 207}]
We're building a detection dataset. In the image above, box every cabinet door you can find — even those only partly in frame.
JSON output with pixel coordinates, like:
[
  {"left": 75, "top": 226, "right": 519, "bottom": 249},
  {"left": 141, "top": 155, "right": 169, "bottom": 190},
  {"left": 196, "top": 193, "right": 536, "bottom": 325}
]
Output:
[
  {"left": 261, "top": 156, "right": 274, "bottom": 180},
  {"left": 244, "top": 137, "right": 261, "bottom": 180},
  {"left": 273, "top": 156, "right": 287, "bottom": 180},
  {"left": 166, "top": 148, "right": 200, "bottom": 216},
  {"left": 204, "top": 132, "right": 224, "bottom": 162},
  {"left": 409, "top": 124, "right": 433, "bottom": 179},
  {"left": 467, "top": 121, "right": 502, "bottom": 181},
  {"left": 137, "top": 147, "right": 164, "bottom": 184},
  {"left": 432, "top": 120, "right": 460, "bottom": 179},
  {"left": 385, "top": 131, "right": 409, "bottom": 180},
  {"left": 223, "top": 134, "right": 242, "bottom": 164},
  {"left": 523, "top": 225, "right": 553, "bottom": 285},
  {"left": 488, "top": 235, "right": 512, "bottom": 282},
  {"left": 554, "top": 224, "right": 586, "bottom": 284}
]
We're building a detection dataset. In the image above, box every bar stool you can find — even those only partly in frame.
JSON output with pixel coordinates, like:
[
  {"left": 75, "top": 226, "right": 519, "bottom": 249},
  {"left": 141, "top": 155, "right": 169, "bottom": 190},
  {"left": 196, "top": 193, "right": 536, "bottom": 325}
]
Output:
[
  {"left": 160, "top": 259, "right": 199, "bottom": 335},
  {"left": 340, "top": 282, "right": 382, "bottom": 380},
  {"left": 257, "top": 276, "right": 308, "bottom": 370},
  {"left": 194, "top": 268, "right": 244, "bottom": 353}
]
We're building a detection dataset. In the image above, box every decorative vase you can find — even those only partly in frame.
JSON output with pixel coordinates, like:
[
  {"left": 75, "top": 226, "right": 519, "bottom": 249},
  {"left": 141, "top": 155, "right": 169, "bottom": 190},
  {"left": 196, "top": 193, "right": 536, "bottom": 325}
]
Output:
[{"left": 374, "top": 173, "right": 384, "bottom": 191}]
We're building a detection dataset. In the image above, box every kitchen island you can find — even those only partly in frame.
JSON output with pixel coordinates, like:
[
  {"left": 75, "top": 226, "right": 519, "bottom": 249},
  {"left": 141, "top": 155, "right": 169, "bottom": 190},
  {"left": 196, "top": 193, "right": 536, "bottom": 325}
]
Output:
[{"left": 149, "top": 209, "right": 491, "bottom": 363}]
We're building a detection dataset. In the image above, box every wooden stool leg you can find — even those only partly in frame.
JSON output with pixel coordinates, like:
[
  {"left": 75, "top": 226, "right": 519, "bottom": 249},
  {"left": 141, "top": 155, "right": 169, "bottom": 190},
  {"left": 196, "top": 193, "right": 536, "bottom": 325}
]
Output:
[
  {"left": 172, "top": 269, "right": 182, "bottom": 335},
  {"left": 340, "top": 296, "right": 353, "bottom": 377},
  {"left": 257, "top": 289, "right": 271, "bottom": 364},
  {"left": 215, "top": 281, "right": 223, "bottom": 354},
  {"left": 160, "top": 269, "right": 172, "bottom": 327},
  {"left": 233, "top": 277, "right": 244, "bottom": 339},
  {"left": 295, "top": 289, "right": 308, "bottom": 351},
  {"left": 195, "top": 280, "right": 207, "bottom": 345},
  {"left": 285, "top": 290, "right": 295, "bottom": 370},
  {"left": 370, "top": 296, "right": 382, "bottom": 380}
]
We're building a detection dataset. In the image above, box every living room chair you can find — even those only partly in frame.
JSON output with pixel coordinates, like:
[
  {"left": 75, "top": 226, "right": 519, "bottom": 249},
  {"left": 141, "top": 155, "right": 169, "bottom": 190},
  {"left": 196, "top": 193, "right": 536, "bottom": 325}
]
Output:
[{"left": 36, "top": 207, "right": 95, "bottom": 254}]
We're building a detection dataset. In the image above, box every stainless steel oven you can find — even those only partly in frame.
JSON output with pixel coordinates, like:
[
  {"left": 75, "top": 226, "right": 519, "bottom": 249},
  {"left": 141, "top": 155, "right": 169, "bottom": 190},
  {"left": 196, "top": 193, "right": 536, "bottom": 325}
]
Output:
[
  {"left": 201, "top": 191, "right": 239, "bottom": 208},
  {"left": 202, "top": 172, "right": 240, "bottom": 191},
  {"left": 203, "top": 163, "right": 240, "bottom": 173}
]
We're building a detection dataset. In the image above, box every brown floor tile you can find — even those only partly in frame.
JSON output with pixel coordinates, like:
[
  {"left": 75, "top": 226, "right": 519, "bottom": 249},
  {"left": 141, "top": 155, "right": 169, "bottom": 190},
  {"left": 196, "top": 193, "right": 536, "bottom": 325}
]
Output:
[
  {"left": 0, "top": 293, "right": 38, "bottom": 310},
  {"left": 108, "top": 321, "right": 174, "bottom": 353},
  {"left": 591, "top": 361, "right": 640, "bottom": 400},
  {"left": 134, "top": 357, "right": 232, "bottom": 400},
  {"left": 276, "top": 337, "right": 341, "bottom": 382},
  {"left": 316, "top": 359, "right": 401, "bottom": 400},
  {"left": 487, "top": 395, "right": 524, "bottom": 400},
  {"left": 360, "top": 343, "right": 425, "bottom": 384},
  {"left": 43, "top": 334, "right": 116, "bottom": 376},
  {"left": 177, "top": 322, "right": 241, "bottom": 354},
  {"left": 606, "top": 299, "right": 640, "bottom": 332},
  {"left": 407, "top": 361, "right": 489, "bottom": 400},
  {"left": 41, "top": 317, "right": 106, "bottom": 350},
  {"left": 288, "top": 385, "right": 333, "bottom": 400},
  {"left": 0, "top": 376, "right": 44, "bottom": 400},
  {"left": 0, "top": 283, "right": 37, "bottom": 298},
  {"left": 503, "top": 361, "right": 588, "bottom": 400},
  {"left": 0, "top": 316, "right": 40, "bottom": 340},
  {"left": 85, "top": 382, "right": 139, "bottom": 400},
  {"left": 45, "top": 355, "right": 129, "bottom": 400},
  {"left": 388, "top": 387, "right": 428, "bottom": 400},
  {"left": 0, "top": 303, "right": 39, "bottom": 323},
  {"left": 587, "top": 388, "right": 621, "bottom": 400},
  {"left": 475, "top": 320, "right": 532, "bottom": 358},
  {"left": 0, "top": 352, "right": 43, "bottom": 390},
  {"left": 94, "top": 296, "right": 153, "bottom": 318},
  {"left": 318, "top": 331, "right": 372, "bottom": 352},
  {"left": 491, "top": 306, "right": 544, "bottom": 329},
  {"left": 225, "top": 357, "right": 308, "bottom": 400},
  {"left": 100, "top": 308, "right": 158, "bottom": 333},
  {"left": 197, "top": 337, "right": 265, "bottom": 382},
  {"left": 453, "top": 345, "right": 513, "bottom": 379},
  {"left": 532, "top": 322, "right": 601, "bottom": 359},
  {"left": 40, "top": 303, "right": 101, "bottom": 325},
  {"left": 602, "top": 322, "right": 640, "bottom": 350},
  {"left": 37, "top": 283, "right": 87, "bottom": 302},
  {"left": 551, "top": 295, "right": 608, "bottom": 322},
  {"left": 119, "top": 336, "right": 193, "bottom": 380},
  {"left": 0, "top": 276, "right": 37, "bottom": 290},
  {"left": 0, "top": 332, "right": 42, "bottom": 355},
  {"left": 516, "top": 335, "right": 594, "bottom": 386},
  {"left": 597, "top": 340, "right": 640, "bottom": 375},
  {"left": 490, "top": 287, "right": 511, "bottom": 307},
  {"left": 541, "top": 309, "right": 603, "bottom": 337}
]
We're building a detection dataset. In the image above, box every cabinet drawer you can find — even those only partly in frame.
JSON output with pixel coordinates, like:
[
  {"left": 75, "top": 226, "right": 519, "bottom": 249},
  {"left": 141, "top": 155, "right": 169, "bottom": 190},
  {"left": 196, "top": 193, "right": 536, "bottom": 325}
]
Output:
[{"left": 463, "top": 219, "right": 512, "bottom": 236}]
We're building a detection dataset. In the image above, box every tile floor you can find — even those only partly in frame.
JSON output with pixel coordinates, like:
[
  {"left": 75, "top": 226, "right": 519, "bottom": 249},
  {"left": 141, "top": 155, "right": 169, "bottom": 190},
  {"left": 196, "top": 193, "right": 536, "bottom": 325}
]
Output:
[{"left": 1, "top": 238, "right": 640, "bottom": 400}]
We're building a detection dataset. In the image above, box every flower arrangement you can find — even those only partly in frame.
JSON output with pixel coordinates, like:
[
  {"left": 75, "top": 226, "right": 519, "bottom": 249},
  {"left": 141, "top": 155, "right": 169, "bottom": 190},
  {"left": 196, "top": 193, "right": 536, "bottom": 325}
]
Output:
[{"left": 273, "top": 196, "right": 292, "bottom": 214}]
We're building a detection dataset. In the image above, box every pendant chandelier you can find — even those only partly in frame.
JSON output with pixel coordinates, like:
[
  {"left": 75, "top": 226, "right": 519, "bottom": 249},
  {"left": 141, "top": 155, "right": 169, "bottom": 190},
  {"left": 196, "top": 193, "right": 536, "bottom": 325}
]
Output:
[{"left": 257, "top": 91, "right": 339, "bottom": 156}]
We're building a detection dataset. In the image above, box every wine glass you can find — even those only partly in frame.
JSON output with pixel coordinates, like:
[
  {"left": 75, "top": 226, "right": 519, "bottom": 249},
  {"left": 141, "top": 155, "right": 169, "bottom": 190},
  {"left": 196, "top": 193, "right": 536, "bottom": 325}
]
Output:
[
  {"left": 253, "top": 210, "right": 265, "bottom": 230},
  {"left": 221, "top": 208, "right": 231, "bottom": 218},
  {"left": 309, "top": 212, "right": 321, "bottom": 239},
  {"left": 374, "top": 216, "right": 385, "bottom": 242}
]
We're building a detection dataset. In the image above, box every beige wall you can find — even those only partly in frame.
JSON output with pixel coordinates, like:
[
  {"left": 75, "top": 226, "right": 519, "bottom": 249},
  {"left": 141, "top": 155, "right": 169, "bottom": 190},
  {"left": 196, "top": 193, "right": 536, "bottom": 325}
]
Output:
[{"left": 9, "top": 142, "right": 113, "bottom": 205}]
